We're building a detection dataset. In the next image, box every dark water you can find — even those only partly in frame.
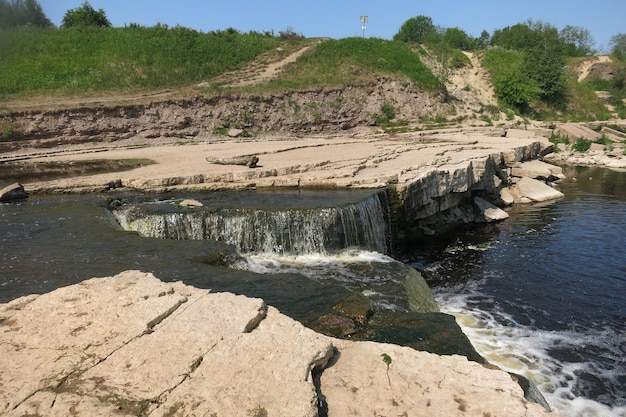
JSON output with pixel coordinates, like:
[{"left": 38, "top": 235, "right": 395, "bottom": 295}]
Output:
[
  {"left": 405, "top": 166, "right": 626, "bottom": 417},
  {"left": 1, "top": 166, "right": 624, "bottom": 417}
]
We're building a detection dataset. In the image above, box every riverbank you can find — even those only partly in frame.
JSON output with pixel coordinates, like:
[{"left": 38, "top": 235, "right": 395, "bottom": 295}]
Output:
[{"left": 0, "top": 270, "right": 562, "bottom": 417}]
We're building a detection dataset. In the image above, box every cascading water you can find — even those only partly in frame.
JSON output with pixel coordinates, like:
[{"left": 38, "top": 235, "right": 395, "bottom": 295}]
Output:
[{"left": 111, "top": 191, "right": 390, "bottom": 256}]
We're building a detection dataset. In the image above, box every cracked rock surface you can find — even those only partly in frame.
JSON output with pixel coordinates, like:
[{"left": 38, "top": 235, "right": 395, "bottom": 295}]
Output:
[{"left": 0, "top": 271, "right": 562, "bottom": 417}]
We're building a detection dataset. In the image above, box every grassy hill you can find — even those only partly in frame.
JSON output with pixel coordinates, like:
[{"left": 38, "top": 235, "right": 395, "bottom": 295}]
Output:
[{"left": 1, "top": 26, "right": 624, "bottom": 123}]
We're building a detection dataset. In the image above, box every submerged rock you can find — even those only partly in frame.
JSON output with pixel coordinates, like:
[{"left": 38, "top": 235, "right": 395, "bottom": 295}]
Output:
[{"left": 0, "top": 182, "right": 28, "bottom": 202}]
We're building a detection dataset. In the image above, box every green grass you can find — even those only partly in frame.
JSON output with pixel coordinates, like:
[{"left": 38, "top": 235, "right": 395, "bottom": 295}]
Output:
[
  {"left": 549, "top": 132, "right": 570, "bottom": 152},
  {"left": 572, "top": 137, "right": 592, "bottom": 152},
  {"left": 266, "top": 37, "right": 442, "bottom": 92},
  {"left": 0, "top": 26, "right": 281, "bottom": 99}
]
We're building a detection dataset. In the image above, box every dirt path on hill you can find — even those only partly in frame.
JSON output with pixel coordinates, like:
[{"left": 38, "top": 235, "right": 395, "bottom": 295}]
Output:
[
  {"left": 208, "top": 40, "right": 322, "bottom": 88},
  {"left": 1, "top": 41, "right": 321, "bottom": 113},
  {"left": 575, "top": 55, "right": 612, "bottom": 82}
]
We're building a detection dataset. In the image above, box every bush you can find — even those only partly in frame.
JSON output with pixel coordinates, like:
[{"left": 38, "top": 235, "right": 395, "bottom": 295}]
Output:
[
  {"left": 572, "top": 137, "right": 592, "bottom": 152},
  {"left": 61, "top": 1, "right": 111, "bottom": 28}
]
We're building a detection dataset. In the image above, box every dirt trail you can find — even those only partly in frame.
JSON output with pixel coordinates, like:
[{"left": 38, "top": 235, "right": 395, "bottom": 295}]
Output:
[
  {"left": 209, "top": 40, "right": 322, "bottom": 88},
  {"left": 576, "top": 55, "right": 611, "bottom": 82},
  {"left": 2, "top": 41, "right": 321, "bottom": 112}
]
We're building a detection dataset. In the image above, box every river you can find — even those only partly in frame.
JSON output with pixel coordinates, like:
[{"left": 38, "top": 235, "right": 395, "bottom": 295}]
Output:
[{"left": 1, "top": 165, "right": 624, "bottom": 417}]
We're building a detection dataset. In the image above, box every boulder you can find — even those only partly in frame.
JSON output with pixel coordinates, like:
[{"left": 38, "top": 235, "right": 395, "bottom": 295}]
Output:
[
  {"left": 510, "top": 160, "right": 565, "bottom": 182},
  {"left": 511, "top": 177, "right": 564, "bottom": 203},
  {"left": 177, "top": 198, "right": 203, "bottom": 208},
  {"left": 0, "top": 271, "right": 562, "bottom": 417},
  {"left": 322, "top": 339, "right": 559, "bottom": 417},
  {"left": 0, "top": 182, "right": 28, "bottom": 202},
  {"left": 473, "top": 196, "right": 509, "bottom": 222}
]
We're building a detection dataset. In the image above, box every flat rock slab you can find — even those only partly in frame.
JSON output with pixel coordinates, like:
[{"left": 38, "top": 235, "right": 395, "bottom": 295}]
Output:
[
  {"left": 0, "top": 271, "right": 562, "bottom": 417},
  {"left": 511, "top": 159, "right": 565, "bottom": 180},
  {"left": 513, "top": 176, "right": 565, "bottom": 202}
]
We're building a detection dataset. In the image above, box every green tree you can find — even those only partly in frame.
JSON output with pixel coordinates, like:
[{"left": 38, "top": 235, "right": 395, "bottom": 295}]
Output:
[
  {"left": 474, "top": 30, "right": 491, "bottom": 49},
  {"left": 394, "top": 15, "right": 437, "bottom": 44},
  {"left": 0, "top": 0, "right": 53, "bottom": 28},
  {"left": 442, "top": 27, "right": 472, "bottom": 50},
  {"left": 61, "top": 1, "right": 111, "bottom": 28},
  {"left": 610, "top": 33, "right": 626, "bottom": 60},
  {"left": 491, "top": 23, "right": 540, "bottom": 50},
  {"left": 560, "top": 25, "right": 596, "bottom": 56}
]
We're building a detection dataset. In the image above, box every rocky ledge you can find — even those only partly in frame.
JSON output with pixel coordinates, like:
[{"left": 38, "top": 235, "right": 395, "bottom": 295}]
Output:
[{"left": 0, "top": 271, "right": 563, "bottom": 417}]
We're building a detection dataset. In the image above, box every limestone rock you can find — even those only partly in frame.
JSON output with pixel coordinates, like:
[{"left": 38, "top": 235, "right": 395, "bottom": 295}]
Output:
[
  {"left": 322, "top": 339, "right": 559, "bottom": 417},
  {"left": 500, "top": 186, "right": 515, "bottom": 205},
  {"left": 177, "top": 198, "right": 203, "bottom": 207},
  {"left": 0, "top": 182, "right": 28, "bottom": 202},
  {"left": 510, "top": 160, "right": 565, "bottom": 181},
  {"left": 510, "top": 177, "right": 565, "bottom": 203},
  {"left": 0, "top": 271, "right": 562, "bottom": 417},
  {"left": 473, "top": 196, "right": 509, "bottom": 222}
]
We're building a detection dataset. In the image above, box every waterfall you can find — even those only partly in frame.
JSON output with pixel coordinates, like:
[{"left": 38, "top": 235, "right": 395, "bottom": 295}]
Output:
[{"left": 112, "top": 192, "right": 390, "bottom": 255}]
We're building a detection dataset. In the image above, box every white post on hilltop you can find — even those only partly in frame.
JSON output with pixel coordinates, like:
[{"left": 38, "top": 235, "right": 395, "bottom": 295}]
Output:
[{"left": 360, "top": 16, "right": 368, "bottom": 38}]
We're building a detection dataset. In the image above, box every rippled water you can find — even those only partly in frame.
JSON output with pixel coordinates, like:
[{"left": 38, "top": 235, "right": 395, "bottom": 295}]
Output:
[{"left": 405, "top": 166, "right": 626, "bottom": 417}]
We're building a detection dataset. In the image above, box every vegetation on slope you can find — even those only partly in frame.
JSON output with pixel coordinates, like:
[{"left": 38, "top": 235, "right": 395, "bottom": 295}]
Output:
[
  {"left": 264, "top": 37, "right": 442, "bottom": 92},
  {"left": 0, "top": 26, "right": 282, "bottom": 99},
  {"left": 2, "top": 0, "right": 626, "bottom": 123}
]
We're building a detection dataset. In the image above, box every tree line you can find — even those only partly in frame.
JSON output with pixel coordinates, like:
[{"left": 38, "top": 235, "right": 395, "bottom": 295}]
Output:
[
  {"left": 0, "top": 0, "right": 109, "bottom": 29},
  {"left": 393, "top": 15, "right": 625, "bottom": 114}
]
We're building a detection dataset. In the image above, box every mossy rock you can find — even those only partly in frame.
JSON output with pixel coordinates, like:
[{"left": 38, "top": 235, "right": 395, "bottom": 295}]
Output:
[
  {"left": 363, "top": 310, "right": 485, "bottom": 363},
  {"left": 331, "top": 293, "right": 373, "bottom": 324}
]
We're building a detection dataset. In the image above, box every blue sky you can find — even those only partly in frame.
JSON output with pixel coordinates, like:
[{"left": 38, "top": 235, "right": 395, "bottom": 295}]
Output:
[{"left": 40, "top": 0, "right": 624, "bottom": 52}]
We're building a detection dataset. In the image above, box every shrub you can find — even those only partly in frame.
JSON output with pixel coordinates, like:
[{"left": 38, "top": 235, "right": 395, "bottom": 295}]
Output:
[{"left": 572, "top": 137, "right": 592, "bottom": 152}]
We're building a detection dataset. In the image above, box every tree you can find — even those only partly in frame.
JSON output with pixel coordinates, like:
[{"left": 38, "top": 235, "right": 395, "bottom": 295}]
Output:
[
  {"left": 443, "top": 27, "right": 472, "bottom": 50},
  {"left": 491, "top": 20, "right": 567, "bottom": 105},
  {"left": 610, "top": 33, "right": 626, "bottom": 59},
  {"left": 394, "top": 15, "right": 437, "bottom": 44},
  {"left": 474, "top": 30, "right": 491, "bottom": 49},
  {"left": 0, "top": 0, "right": 53, "bottom": 28},
  {"left": 560, "top": 25, "right": 596, "bottom": 57},
  {"left": 61, "top": 1, "right": 111, "bottom": 28}
]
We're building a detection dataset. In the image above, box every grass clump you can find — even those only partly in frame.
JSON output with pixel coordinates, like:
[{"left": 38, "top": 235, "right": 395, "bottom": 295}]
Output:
[
  {"left": 572, "top": 137, "right": 592, "bottom": 152},
  {"left": 549, "top": 133, "right": 570, "bottom": 152}
]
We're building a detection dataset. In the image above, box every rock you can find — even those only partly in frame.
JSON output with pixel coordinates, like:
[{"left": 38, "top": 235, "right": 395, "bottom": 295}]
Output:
[
  {"left": 365, "top": 310, "right": 485, "bottom": 363},
  {"left": 206, "top": 154, "right": 259, "bottom": 168},
  {"left": 510, "top": 160, "right": 565, "bottom": 181},
  {"left": 331, "top": 293, "right": 373, "bottom": 324},
  {"left": 473, "top": 196, "right": 509, "bottom": 222},
  {"left": 322, "top": 338, "right": 559, "bottom": 417},
  {"left": 227, "top": 128, "right": 245, "bottom": 137},
  {"left": 0, "top": 182, "right": 28, "bottom": 202},
  {"left": 405, "top": 267, "right": 439, "bottom": 313},
  {"left": 177, "top": 198, "right": 203, "bottom": 208},
  {"left": 500, "top": 187, "right": 515, "bottom": 205},
  {"left": 511, "top": 177, "right": 564, "bottom": 203},
  {"left": 312, "top": 313, "right": 359, "bottom": 337},
  {"left": 0, "top": 271, "right": 562, "bottom": 417}
]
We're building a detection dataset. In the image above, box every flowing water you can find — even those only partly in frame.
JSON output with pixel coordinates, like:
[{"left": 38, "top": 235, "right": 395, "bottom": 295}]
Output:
[
  {"left": 1, "top": 166, "right": 624, "bottom": 417},
  {"left": 403, "top": 166, "right": 626, "bottom": 417}
]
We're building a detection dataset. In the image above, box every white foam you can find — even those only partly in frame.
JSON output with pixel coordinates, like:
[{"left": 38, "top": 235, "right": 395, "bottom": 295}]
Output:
[
  {"left": 434, "top": 283, "right": 626, "bottom": 417},
  {"left": 237, "top": 250, "right": 411, "bottom": 311}
]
